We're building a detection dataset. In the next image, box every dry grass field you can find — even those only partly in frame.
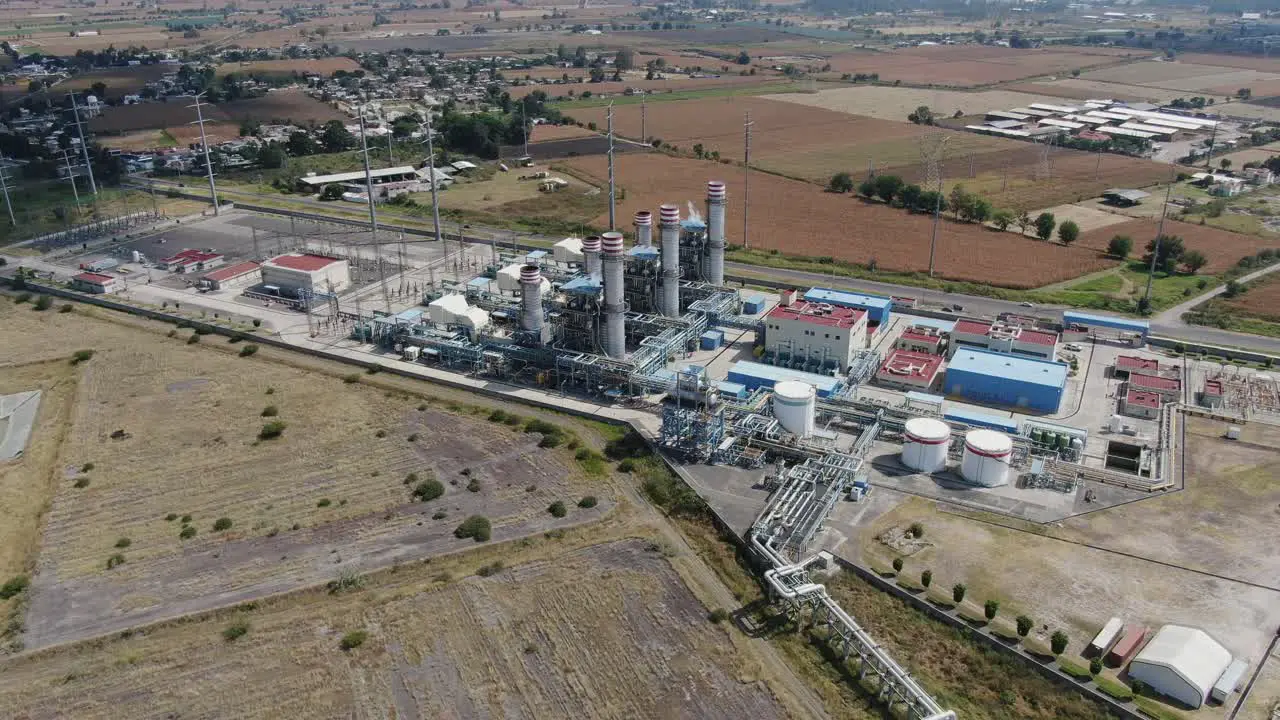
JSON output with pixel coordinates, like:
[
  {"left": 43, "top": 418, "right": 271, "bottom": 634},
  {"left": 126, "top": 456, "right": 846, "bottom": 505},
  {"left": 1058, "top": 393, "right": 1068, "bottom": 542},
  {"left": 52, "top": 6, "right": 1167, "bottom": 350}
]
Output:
[
  {"left": 1077, "top": 218, "right": 1271, "bottom": 274},
  {"left": 565, "top": 152, "right": 1116, "bottom": 288}
]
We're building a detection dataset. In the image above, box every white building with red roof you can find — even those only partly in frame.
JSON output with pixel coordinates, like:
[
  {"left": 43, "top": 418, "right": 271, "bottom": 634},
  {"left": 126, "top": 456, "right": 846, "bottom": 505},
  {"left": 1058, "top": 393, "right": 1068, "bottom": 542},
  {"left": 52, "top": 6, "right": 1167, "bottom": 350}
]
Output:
[
  {"left": 260, "top": 253, "right": 350, "bottom": 295},
  {"left": 948, "top": 318, "right": 1058, "bottom": 361},
  {"left": 71, "top": 271, "right": 118, "bottom": 294},
  {"left": 875, "top": 349, "right": 944, "bottom": 391},
  {"left": 762, "top": 301, "right": 868, "bottom": 373}
]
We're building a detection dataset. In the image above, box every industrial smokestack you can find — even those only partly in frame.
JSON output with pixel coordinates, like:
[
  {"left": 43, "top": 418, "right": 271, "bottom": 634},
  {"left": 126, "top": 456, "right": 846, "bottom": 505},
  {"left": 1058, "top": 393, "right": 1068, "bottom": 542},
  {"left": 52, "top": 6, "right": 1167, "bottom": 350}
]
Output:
[
  {"left": 633, "top": 210, "right": 653, "bottom": 248},
  {"left": 582, "top": 235, "right": 602, "bottom": 278},
  {"left": 601, "top": 231, "right": 625, "bottom": 358},
  {"left": 706, "top": 180, "right": 726, "bottom": 286},
  {"left": 519, "top": 264, "right": 545, "bottom": 343},
  {"left": 659, "top": 204, "right": 681, "bottom": 317}
]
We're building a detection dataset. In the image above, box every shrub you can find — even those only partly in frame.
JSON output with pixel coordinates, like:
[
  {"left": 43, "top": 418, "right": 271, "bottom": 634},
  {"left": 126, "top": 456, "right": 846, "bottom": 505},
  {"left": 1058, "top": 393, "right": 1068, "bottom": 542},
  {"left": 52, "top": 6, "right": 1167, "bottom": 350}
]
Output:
[
  {"left": 548, "top": 500, "right": 567, "bottom": 518},
  {"left": 239, "top": 344, "right": 259, "bottom": 357},
  {"left": 0, "top": 575, "right": 29, "bottom": 599},
  {"left": 213, "top": 517, "right": 233, "bottom": 531},
  {"left": 114, "top": 538, "right": 131, "bottom": 549},
  {"left": 578, "top": 495, "right": 598, "bottom": 508},
  {"left": 179, "top": 526, "right": 197, "bottom": 540},
  {"left": 1016, "top": 615, "right": 1033, "bottom": 637},
  {"left": 33, "top": 294, "right": 52, "bottom": 311},
  {"left": 466, "top": 478, "right": 481, "bottom": 492},
  {"left": 984, "top": 599, "right": 999, "bottom": 620},
  {"left": 920, "top": 569, "right": 932, "bottom": 588},
  {"left": 952, "top": 583, "right": 966, "bottom": 604},
  {"left": 454, "top": 515, "right": 491, "bottom": 542},
  {"left": 339, "top": 630, "right": 368, "bottom": 651},
  {"left": 908, "top": 522, "right": 924, "bottom": 538},
  {"left": 223, "top": 620, "right": 250, "bottom": 642},
  {"left": 1090, "top": 657, "right": 1103, "bottom": 675},
  {"left": 261, "top": 405, "right": 279, "bottom": 417},
  {"left": 708, "top": 608, "right": 730, "bottom": 624},
  {"left": 892, "top": 557, "right": 904, "bottom": 572},
  {"left": 187, "top": 334, "right": 200, "bottom": 344},
  {"left": 413, "top": 479, "right": 444, "bottom": 502},
  {"left": 317, "top": 498, "right": 331, "bottom": 507},
  {"left": 70, "top": 349, "right": 95, "bottom": 364},
  {"left": 1050, "top": 630, "right": 1069, "bottom": 655},
  {"left": 106, "top": 553, "right": 126, "bottom": 569},
  {"left": 258, "top": 421, "right": 287, "bottom": 440}
]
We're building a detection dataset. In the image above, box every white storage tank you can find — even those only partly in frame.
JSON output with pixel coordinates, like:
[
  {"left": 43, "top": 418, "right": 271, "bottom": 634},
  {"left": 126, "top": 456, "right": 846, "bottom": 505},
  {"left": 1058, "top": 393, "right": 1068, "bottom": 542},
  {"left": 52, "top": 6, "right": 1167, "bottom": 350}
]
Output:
[
  {"left": 961, "top": 429, "right": 1013, "bottom": 487},
  {"left": 902, "top": 417, "right": 951, "bottom": 473},
  {"left": 773, "top": 380, "right": 816, "bottom": 439}
]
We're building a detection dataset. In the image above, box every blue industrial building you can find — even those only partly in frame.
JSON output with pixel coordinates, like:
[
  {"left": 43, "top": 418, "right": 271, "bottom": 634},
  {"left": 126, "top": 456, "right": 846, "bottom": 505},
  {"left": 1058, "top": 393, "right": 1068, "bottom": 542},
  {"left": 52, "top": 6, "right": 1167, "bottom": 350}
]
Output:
[
  {"left": 1062, "top": 311, "right": 1149, "bottom": 339},
  {"left": 726, "top": 360, "right": 842, "bottom": 397},
  {"left": 803, "top": 288, "right": 892, "bottom": 327},
  {"left": 943, "top": 347, "right": 1068, "bottom": 413}
]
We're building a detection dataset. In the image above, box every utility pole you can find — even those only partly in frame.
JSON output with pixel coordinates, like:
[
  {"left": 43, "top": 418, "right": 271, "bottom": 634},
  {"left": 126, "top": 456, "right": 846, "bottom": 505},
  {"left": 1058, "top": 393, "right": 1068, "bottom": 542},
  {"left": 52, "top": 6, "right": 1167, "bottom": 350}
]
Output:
[
  {"left": 423, "top": 106, "right": 443, "bottom": 248},
  {"left": 187, "top": 93, "right": 219, "bottom": 215},
  {"left": 0, "top": 155, "right": 16, "bottom": 227},
  {"left": 358, "top": 107, "right": 391, "bottom": 315},
  {"left": 1143, "top": 180, "right": 1176, "bottom": 308},
  {"left": 607, "top": 101, "right": 616, "bottom": 230},
  {"left": 743, "top": 111, "right": 753, "bottom": 249},
  {"left": 68, "top": 93, "right": 97, "bottom": 196}
]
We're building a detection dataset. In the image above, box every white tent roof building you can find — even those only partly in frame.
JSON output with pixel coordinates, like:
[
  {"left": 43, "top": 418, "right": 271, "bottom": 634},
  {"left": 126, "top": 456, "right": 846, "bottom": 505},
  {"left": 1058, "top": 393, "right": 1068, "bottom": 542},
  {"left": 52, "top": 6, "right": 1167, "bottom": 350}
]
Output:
[{"left": 1128, "top": 625, "right": 1232, "bottom": 708}]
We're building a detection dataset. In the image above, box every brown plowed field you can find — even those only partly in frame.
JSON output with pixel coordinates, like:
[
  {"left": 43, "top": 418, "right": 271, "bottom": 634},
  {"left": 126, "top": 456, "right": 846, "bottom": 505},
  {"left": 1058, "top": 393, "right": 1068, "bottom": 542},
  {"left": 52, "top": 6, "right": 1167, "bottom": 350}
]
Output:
[
  {"left": 564, "top": 153, "right": 1115, "bottom": 288},
  {"left": 572, "top": 96, "right": 1169, "bottom": 210},
  {"left": 821, "top": 45, "right": 1142, "bottom": 87},
  {"left": 1077, "top": 218, "right": 1272, "bottom": 274}
]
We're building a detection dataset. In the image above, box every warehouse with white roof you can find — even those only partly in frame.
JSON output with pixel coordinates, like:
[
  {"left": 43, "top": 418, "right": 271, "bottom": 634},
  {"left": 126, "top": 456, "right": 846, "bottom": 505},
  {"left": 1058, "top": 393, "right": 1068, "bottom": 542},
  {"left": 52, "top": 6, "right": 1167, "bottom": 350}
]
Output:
[{"left": 1127, "top": 625, "right": 1233, "bottom": 709}]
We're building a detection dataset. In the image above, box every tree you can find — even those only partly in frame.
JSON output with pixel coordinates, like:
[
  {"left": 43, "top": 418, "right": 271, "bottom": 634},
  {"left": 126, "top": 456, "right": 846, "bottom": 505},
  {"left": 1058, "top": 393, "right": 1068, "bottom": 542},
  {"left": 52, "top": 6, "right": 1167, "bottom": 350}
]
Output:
[
  {"left": 1143, "top": 234, "right": 1186, "bottom": 274},
  {"left": 1035, "top": 212, "right": 1056, "bottom": 241},
  {"left": 857, "top": 179, "right": 876, "bottom": 198},
  {"left": 1050, "top": 630, "right": 1069, "bottom": 655},
  {"left": 952, "top": 583, "right": 966, "bottom": 604},
  {"left": 319, "top": 183, "right": 344, "bottom": 201},
  {"left": 827, "top": 172, "right": 854, "bottom": 193},
  {"left": 320, "top": 120, "right": 355, "bottom": 153},
  {"left": 1016, "top": 615, "right": 1033, "bottom": 637},
  {"left": 1107, "top": 234, "right": 1133, "bottom": 258},
  {"left": 1058, "top": 219, "right": 1080, "bottom": 245},
  {"left": 907, "top": 105, "right": 934, "bottom": 125},
  {"left": 1182, "top": 249, "right": 1207, "bottom": 274},
  {"left": 920, "top": 569, "right": 932, "bottom": 588},
  {"left": 736, "top": 50, "right": 750, "bottom": 65},
  {"left": 991, "top": 208, "right": 1014, "bottom": 231},
  {"left": 984, "top": 599, "right": 1000, "bottom": 620},
  {"left": 873, "top": 174, "right": 903, "bottom": 204}
]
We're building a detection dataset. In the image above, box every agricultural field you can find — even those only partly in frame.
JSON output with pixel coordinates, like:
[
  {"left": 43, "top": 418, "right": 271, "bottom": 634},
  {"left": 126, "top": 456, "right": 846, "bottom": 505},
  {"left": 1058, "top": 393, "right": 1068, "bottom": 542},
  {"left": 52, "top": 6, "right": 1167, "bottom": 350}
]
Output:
[
  {"left": 819, "top": 44, "right": 1142, "bottom": 87},
  {"left": 215, "top": 57, "right": 361, "bottom": 78},
  {"left": 218, "top": 90, "right": 347, "bottom": 126},
  {"left": 564, "top": 152, "right": 1116, "bottom": 288},
  {"left": 1077, "top": 218, "right": 1271, "bottom": 274},
  {"left": 0, "top": 303, "right": 612, "bottom": 650}
]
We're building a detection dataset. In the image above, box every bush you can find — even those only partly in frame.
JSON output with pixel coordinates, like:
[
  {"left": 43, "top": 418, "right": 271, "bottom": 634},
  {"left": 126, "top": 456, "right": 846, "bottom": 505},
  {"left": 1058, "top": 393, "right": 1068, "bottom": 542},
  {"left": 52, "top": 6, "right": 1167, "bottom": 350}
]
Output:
[
  {"left": 261, "top": 405, "right": 278, "bottom": 417},
  {"left": 548, "top": 500, "right": 567, "bottom": 518},
  {"left": 179, "top": 525, "right": 197, "bottom": 539},
  {"left": 708, "top": 608, "right": 730, "bottom": 624},
  {"left": 413, "top": 479, "right": 444, "bottom": 502},
  {"left": 106, "top": 553, "right": 126, "bottom": 569},
  {"left": 952, "top": 583, "right": 966, "bottom": 604},
  {"left": 213, "top": 517, "right": 233, "bottom": 532},
  {"left": 258, "top": 421, "right": 287, "bottom": 440},
  {"left": 1016, "top": 615, "right": 1033, "bottom": 637},
  {"left": 33, "top": 294, "right": 52, "bottom": 311},
  {"left": 920, "top": 569, "right": 932, "bottom": 588},
  {"left": 223, "top": 620, "right": 250, "bottom": 642},
  {"left": 1050, "top": 629, "right": 1069, "bottom": 655},
  {"left": 908, "top": 522, "right": 924, "bottom": 538},
  {"left": 239, "top": 344, "right": 259, "bottom": 357},
  {"left": 317, "top": 498, "right": 331, "bottom": 507},
  {"left": 892, "top": 557, "right": 904, "bottom": 572},
  {"left": 454, "top": 515, "right": 491, "bottom": 542},
  {"left": 0, "top": 575, "right": 30, "bottom": 599},
  {"left": 578, "top": 495, "right": 598, "bottom": 508},
  {"left": 114, "top": 538, "right": 131, "bottom": 549},
  {"left": 984, "top": 599, "right": 1000, "bottom": 620},
  {"left": 339, "top": 630, "right": 368, "bottom": 651},
  {"left": 70, "top": 349, "right": 95, "bottom": 364}
]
